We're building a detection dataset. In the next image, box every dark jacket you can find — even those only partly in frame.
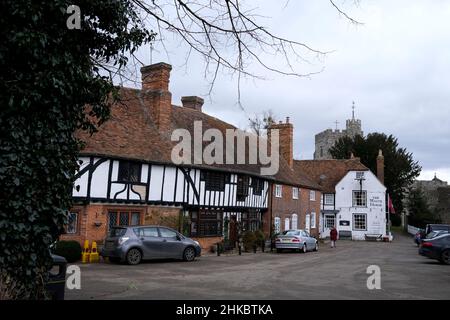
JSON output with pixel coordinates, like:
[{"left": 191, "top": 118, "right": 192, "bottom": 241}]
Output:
[{"left": 330, "top": 228, "right": 338, "bottom": 241}]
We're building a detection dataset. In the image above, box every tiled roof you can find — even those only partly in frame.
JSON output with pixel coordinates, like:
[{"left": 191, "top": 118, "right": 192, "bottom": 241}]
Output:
[
  {"left": 78, "top": 87, "right": 320, "bottom": 190},
  {"left": 293, "top": 159, "right": 368, "bottom": 193}
]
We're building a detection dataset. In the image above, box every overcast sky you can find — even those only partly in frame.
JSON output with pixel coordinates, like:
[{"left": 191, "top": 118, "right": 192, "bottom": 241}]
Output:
[{"left": 129, "top": 0, "right": 450, "bottom": 183}]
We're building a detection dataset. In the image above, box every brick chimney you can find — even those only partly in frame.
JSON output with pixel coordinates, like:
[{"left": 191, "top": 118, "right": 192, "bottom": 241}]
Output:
[
  {"left": 377, "top": 149, "right": 385, "bottom": 184},
  {"left": 268, "top": 117, "right": 293, "bottom": 169},
  {"left": 140, "top": 62, "right": 172, "bottom": 132},
  {"left": 181, "top": 96, "right": 204, "bottom": 112}
]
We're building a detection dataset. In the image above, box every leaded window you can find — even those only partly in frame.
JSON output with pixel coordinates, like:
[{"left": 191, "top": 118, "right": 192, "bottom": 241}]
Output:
[
  {"left": 108, "top": 210, "right": 141, "bottom": 230},
  {"left": 118, "top": 161, "right": 141, "bottom": 182},
  {"left": 190, "top": 209, "right": 223, "bottom": 237},
  {"left": 352, "top": 190, "right": 367, "bottom": 207},
  {"left": 353, "top": 213, "right": 367, "bottom": 231},
  {"left": 67, "top": 212, "right": 78, "bottom": 234},
  {"left": 201, "top": 171, "right": 226, "bottom": 191}
]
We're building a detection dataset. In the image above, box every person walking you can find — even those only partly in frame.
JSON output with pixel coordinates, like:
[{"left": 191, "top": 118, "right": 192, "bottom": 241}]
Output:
[{"left": 330, "top": 227, "right": 338, "bottom": 248}]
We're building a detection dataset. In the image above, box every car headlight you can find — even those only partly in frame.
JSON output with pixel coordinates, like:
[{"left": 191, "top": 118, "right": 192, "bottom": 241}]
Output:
[
  {"left": 193, "top": 240, "right": 200, "bottom": 247},
  {"left": 118, "top": 237, "right": 129, "bottom": 245}
]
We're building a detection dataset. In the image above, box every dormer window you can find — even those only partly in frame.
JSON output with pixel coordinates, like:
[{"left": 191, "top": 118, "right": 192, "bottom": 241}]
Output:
[
  {"left": 118, "top": 161, "right": 141, "bottom": 182},
  {"left": 201, "top": 171, "right": 226, "bottom": 191},
  {"left": 236, "top": 175, "right": 249, "bottom": 201},
  {"left": 251, "top": 177, "right": 264, "bottom": 196}
]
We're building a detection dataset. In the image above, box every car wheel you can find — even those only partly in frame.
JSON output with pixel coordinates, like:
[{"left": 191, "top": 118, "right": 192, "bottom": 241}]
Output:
[
  {"left": 302, "top": 244, "right": 307, "bottom": 253},
  {"left": 183, "top": 246, "right": 196, "bottom": 262},
  {"left": 126, "top": 248, "right": 142, "bottom": 265},
  {"left": 313, "top": 242, "right": 319, "bottom": 252},
  {"left": 441, "top": 250, "right": 450, "bottom": 265}
]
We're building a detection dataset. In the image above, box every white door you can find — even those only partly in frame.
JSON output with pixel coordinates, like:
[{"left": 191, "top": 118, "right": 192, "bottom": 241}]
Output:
[
  {"left": 305, "top": 214, "right": 311, "bottom": 233},
  {"left": 291, "top": 214, "right": 298, "bottom": 229},
  {"left": 284, "top": 218, "right": 290, "bottom": 231},
  {"left": 323, "top": 214, "right": 336, "bottom": 238}
]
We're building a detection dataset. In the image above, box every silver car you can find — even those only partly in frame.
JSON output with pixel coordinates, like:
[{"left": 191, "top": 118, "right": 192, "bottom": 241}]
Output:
[
  {"left": 275, "top": 229, "right": 318, "bottom": 253},
  {"left": 101, "top": 225, "right": 202, "bottom": 265}
]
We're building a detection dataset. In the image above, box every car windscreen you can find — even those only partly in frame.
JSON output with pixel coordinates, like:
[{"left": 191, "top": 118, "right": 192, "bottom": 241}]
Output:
[
  {"left": 109, "top": 227, "right": 126, "bottom": 237},
  {"left": 282, "top": 230, "right": 300, "bottom": 236},
  {"left": 430, "top": 225, "right": 450, "bottom": 231},
  {"left": 426, "top": 230, "right": 448, "bottom": 239}
]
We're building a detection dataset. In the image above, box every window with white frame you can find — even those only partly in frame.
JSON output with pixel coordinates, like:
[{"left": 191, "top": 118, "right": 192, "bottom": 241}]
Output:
[
  {"left": 324, "top": 214, "right": 335, "bottom": 229},
  {"left": 292, "top": 187, "right": 299, "bottom": 199},
  {"left": 274, "top": 217, "right": 281, "bottom": 233},
  {"left": 305, "top": 214, "right": 310, "bottom": 232},
  {"left": 353, "top": 213, "right": 367, "bottom": 231},
  {"left": 66, "top": 212, "right": 78, "bottom": 234},
  {"left": 291, "top": 214, "right": 298, "bottom": 229},
  {"left": 284, "top": 217, "right": 290, "bottom": 231},
  {"left": 352, "top": 190, "right": 367, "bottom": 207},
  {"left": 324, "top": 194, "right": 334, "bottom": 205},
  {"left": 275, "top": 184, "right": 282, "bottom": 198},
  {"left": 311, "top": 212, "right": 316, "bottom": 229},
  {"left": 309, "top": 190, "right": 316, "bottom": 201}
]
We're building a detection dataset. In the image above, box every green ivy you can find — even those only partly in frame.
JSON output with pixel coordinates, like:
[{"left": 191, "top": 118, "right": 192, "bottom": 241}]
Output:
[{"left": 0, "top": 0, "right": 154, "bottom": 299}]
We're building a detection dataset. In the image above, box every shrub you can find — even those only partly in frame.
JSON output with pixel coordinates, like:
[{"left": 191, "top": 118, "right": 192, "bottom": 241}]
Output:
[
  {"left": 242, "top": 231, "right": 257, "bottom": 252},
  {"left": 254, "top": 230, "right": 265, "bottom": 247},
  {"left": 52, "top": 241, "right": 82, "bottom": 263}
]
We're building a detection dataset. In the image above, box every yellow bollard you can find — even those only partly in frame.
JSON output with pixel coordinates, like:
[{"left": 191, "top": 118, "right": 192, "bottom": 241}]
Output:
[
  {"left": 89, "top": 241, "right": 99, "bottom": 263},
  {"left": 81, "top": 240, "right": 90, "bottom": 263}
]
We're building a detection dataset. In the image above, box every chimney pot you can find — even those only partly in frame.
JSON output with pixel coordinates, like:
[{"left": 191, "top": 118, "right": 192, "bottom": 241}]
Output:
[
  {"left": 140, "top": 62, "right": 172, "bottom": 132},
  {"left": 141, "top": 62, "right": 172, "bottom": 91},
  {"left": 181, "top": 96, "right": 204, "bottom": 112},
  {"left": 268, "top": 120, "right": 294, "bottom": 169}
]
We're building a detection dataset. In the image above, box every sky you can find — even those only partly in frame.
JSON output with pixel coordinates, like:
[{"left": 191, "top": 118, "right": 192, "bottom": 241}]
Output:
[{"left": 127, "top": 0, "right": 450, "bottom": 183}]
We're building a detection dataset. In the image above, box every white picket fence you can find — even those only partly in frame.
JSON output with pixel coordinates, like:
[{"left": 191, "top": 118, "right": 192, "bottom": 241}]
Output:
[{"left": 407, "top": 225, "right": 420, "bottom": 235}]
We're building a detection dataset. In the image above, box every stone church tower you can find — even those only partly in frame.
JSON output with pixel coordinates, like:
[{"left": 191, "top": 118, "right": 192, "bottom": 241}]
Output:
[{"left": 314, "top": 102, "right": 363, "bottom": 159}]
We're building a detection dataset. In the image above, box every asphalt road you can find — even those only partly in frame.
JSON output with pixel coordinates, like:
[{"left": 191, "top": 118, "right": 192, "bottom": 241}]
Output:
[{"left": 66, "top": 233, "right": 450, "bottom": 300}]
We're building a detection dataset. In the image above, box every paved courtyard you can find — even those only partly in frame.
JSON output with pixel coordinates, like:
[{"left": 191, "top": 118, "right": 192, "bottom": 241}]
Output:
[{"left": 66, "top": 233, "right": 450, "bottom": 300}]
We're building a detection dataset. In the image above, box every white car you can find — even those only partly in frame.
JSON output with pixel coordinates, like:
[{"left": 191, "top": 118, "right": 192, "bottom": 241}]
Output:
[{"left": 275, "top": 229, "right": 318, "bottom": 253}]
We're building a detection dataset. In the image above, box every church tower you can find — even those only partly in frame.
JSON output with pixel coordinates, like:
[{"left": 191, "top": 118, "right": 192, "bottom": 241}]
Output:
[
  {"left": 343, "top": 101, "right": 363, "bottom": 138},
  {"left": 313, "top": 102, "right": 364, "bottom": 160}
]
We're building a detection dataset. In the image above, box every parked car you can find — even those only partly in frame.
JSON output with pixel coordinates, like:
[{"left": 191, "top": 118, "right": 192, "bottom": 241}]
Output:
[
  {"left": 101, "top": 225, "right": 202, "bottom": 265},
  {"left": 414, "top": 224, "right": 450, "bottom": 246},
  {"left": 419, "top": 233, "right": 450, "bottom": 265},
  {"left": 425, "top": 224, "right": 450, "bottom": 236},
  {"left": 275, "top": 229, "right": 318, "bottom": 253}
]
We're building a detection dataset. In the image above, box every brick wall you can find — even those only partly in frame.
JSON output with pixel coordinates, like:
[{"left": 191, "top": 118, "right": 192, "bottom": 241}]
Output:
[
  {"left": 192, "top": 236, "right": 223, "bottom": 252},
  {"left": 268, "top": 184, "right": 321, "bottom": 238},
  {"left": 299, "top": 188, "right": 321, "bottom": 237},
  {"left": 61, "top": 204, "right": 182, "bottom": 246}
]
